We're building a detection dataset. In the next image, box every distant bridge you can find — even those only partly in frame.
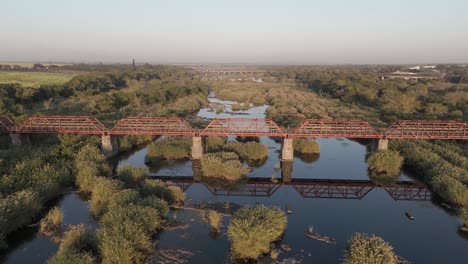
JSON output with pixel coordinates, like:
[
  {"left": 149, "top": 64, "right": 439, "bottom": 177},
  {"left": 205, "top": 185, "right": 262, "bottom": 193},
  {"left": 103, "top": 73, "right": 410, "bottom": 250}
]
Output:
[{"left": 377, "top": 73, "right": 440, "bottom": 80}]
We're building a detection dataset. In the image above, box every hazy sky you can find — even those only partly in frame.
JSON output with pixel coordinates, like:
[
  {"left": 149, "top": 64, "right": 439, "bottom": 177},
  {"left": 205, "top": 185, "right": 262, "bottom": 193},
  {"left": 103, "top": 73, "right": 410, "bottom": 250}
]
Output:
[{"left": 1, "top": 0, "right": 468, "bottom": 64}]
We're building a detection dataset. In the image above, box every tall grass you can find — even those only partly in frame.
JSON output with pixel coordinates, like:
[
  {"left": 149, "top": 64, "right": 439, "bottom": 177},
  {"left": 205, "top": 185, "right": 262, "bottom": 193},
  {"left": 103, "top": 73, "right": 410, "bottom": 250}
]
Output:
[
  {"left": 228, "top": 205, "right": 287, "bottom": 259},
  {"left": 39, "top": 206, "right": 63, "bottom": 235},
  {"left": 145, "top": 136, "right": 191, "bottom": 163},
  {"left": 344, "top": 233, "right": 397, "bottom": 264},
  {"left": 293, "top": 138, "right": 320, "bottom": 154},
  {"left": 201, "top": 152, "right": 250, "bottom": 182},
  {"left": 223, "top": 141, "right": 269, "bottom": 162},
  {"left": 367, "top": 150, "right": 403, "bottom": 178},
  {"left": 207, "top": 210, "right": 222, "bottom": 231}
]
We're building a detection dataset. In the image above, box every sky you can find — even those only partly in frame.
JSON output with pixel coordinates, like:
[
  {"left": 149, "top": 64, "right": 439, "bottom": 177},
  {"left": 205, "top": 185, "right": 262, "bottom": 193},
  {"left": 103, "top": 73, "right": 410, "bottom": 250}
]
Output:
[{"left": 1, "top": 0, "right": 468, "bottom": 64}]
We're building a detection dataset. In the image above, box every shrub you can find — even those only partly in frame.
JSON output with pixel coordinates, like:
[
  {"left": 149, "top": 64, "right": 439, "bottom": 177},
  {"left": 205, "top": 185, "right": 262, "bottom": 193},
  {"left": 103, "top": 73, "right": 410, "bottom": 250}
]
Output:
[
  {"left": 293, "top": 138, "right": 320, "bottom": 154},
  {"left": 107, "top": 189, "right": 141, "bottom": 211},
  {"left": 75, "top": 165, "right": 99, "bottom": 193},
  {"left": 216, "top": 105, "right": 224, "bottom": 114},
  {"left": 344, "top": 233, "right": 397, "bottom": 264},
  {"left": 0, "top": 190, "right": 42, "bottom": 244},
  {"left": 58, "top": 224, "right": 98, "bottom": 255},
  {"left": 39, "top": 206, "right": 63, "bottom": 235},
  {"left": 140, "top": 179, "right": 185, "bottom": 205},
  {"left": 101, "top": 205, "right": 162, "bottom": 235},
  {"left": 140, "top": 195, "right": 169, "bottom": 217},
  {"left": 90, "top": 178, "right": 124, "bottom": 217},
  {"left": 98, "top": 226, "right": 151, "bottom": 264},
  {"left": 47, "top": 252, "right": 95, "bottom": 264},
  {"left": 367, "top": 150, "right": 403, "bottom": 178},
  {"left": 98, "top": 205, "right": 162, "bottom": 264},
  {"left": 228, "top": 205, "right": 287, "bottom": 259},
  {"left": 207, "top": 210, "right": 222, "bottom": 231},
  {"left": 201, "top": 152, "right": 249, "bottom": 181},
  {"left": 145, "top": 136, "right": 191, "bottom": 163},
  {"left": 460, "top": 208, "right": 468, "bottom": 227},
  {"left": 223, "top": 141, "right": 269, "bottom": 162},
  {"left": 117, "top": 165, "right": 147, "bottom": 187},
  {"left": 205, "top": 136, "right": 227, "bottom": 152},
  {"left": 431, "top": 175, "right": 468, "bottom": 206},
  {"left": 231, "top": 103, "right": 241, "bottom": 111},
  {"left": 252, "top": 96, "right": 266, "bottom": 106}
]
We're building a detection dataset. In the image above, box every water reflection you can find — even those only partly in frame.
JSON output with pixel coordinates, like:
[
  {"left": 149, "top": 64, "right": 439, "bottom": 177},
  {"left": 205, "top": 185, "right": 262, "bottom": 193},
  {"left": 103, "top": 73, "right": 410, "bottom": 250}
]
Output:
[{"left": 150, "top": 173, "right": 432, "bottom": 201}]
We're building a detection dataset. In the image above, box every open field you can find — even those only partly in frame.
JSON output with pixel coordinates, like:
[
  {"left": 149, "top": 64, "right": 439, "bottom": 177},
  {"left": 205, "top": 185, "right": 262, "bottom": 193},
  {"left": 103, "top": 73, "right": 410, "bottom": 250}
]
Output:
[
  {"left": 0, "top": 62, "right": 69, "bottom": 67},
  {"left": 0, "top": 71, "right": 76, "bottom": 87}
]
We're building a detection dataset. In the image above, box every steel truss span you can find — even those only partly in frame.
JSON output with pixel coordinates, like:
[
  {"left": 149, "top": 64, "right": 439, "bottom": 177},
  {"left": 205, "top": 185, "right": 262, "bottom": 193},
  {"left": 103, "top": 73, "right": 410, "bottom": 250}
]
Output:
[
  {"left": 18, "top": 116, "right": 107, "bottom": 135},
  {"left": 0, "top": 115, "right": 16, "bottom": 133},
  {"left": 384, "top": 120, "right": 467, "bottom": 139},
  {"left": 0, "top": 115, "right": 466, "bottom": 140},
  {"left": 292, "top": 119, "right": 381, "bottom": 138},
  {"left": 110, "top": 117, "right": 195, "bottom": 136},
  {"left": 201, "top": 118, "right": 285, "bottom": 137}
]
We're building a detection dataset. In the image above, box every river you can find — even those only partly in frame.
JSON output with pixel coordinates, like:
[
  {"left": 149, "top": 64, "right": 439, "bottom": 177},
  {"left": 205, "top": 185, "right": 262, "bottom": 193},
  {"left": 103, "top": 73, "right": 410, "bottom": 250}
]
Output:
[{"left": 1, "top": 96, "right": 467, "bottom": 263}]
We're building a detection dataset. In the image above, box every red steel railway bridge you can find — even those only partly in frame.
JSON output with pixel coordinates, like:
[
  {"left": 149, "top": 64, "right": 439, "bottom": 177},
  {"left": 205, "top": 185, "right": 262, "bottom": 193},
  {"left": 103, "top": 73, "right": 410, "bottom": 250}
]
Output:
[{"left": 1, "top": 115, "right": 466, "bottom": 158}]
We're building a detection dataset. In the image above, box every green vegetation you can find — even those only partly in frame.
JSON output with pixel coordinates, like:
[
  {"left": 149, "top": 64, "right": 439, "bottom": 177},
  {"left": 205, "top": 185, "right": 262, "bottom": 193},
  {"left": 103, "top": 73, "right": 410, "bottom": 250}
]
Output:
[
  {"left": 145, "top": 136, "right": 192, "bottom": 163},
  {"left": 228, "top": 205, "right": 287, "bottom": 259},
  {"left": 47, "top": 224, "right": 98, "bottom": 264},
  {"left": 0, "top": 71, "right": 75, "bottom": 87},
  {"left": 117, "top": 165, "right": 147, "bottom": 188},
  {"left": 215, "top": 105, "right": 224, "bottom": 114},
  {"left": 391, "top": 140, "right": 468, "bottom": 206},
  {"left": 50, "top": 157, "right": 181, "bottom": 262},
  {"left": 367, "top": 150, "right": 404, "bottom": 178},
  {"left": 201, "top": 152, "right": 250, "bottom": 182},
  {"left": 224, "top": 141, "right": 269, "bottom": 162},
  {"left": 344, "top": 233, "right": 397, "bottom": 264},
  {"left": 39, "top": 206, "right": 63, "bottom": 236},
  {"left": 0, "top": 135, "right": 88, "bottom": 249},
  {"left": 205, "top": 136, "right": 227, "bottom": 152},
  {"left": 118, "top": 135, "right": 155, "bottom": 152},
  {"left": 293, "top": 138, "right": 320, "bottom": 154}
]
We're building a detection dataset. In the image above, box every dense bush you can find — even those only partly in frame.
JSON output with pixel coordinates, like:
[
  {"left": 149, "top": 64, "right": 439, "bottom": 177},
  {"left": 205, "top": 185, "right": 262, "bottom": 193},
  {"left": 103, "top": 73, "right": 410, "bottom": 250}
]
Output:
[
  {"left": 89, "top": 178, "right": 124, "bottom": 217},
  {"left": 74, "top": 144, "right": 107, "bottom": 193},
  {"left": 205, "top": 136, "right": 227, "bottom": 152},
  {"left": 140, "top": 179, "right": 186, "bottom": 205},
  {"left": 228, "top": 205, "right": 287, "bottom": 259},
  {"left": 0, "top": 190, "right": 42, "bottom": 248},
  {"left": 207, "top": 210, "right": 222, "bottom": 231},
  {"left": 344, "top": 233, "right": 397, "bottom": 264},
  {"left": 201, "top": 152, "right": 250, "bottom": 181},
  {"left": 39, "top": 206, "right": 63, "bottom": 235},
  {"left": 223, "top": 141, "right": 269, "bottom": 162},
  {"left": 58, "top": 224, "right": 98, "bottom": 256},
  {"left": 47, "top": 252, "right": 96, "bottom": 264},
  {"left": 367, "top": 150, "right": 403, "bottom": 178},
  {"left": 98, "top": 205, "right": 162, "bottom": 264},
  {"left": 117, "top": 165, "right": 147, "bottom": 187},
  {"left": 140, "top": 195, "right": 169, "bottom": 217},
  {"left": 145, "top": 136, "right": 192, "bottom": 163},
  {"left": 293, "top": 138, "right": 320, "bottom": 154},
  {"left": 118, "top": 135, "right": 155, "bottom": 152},
  {"left": 391, "top": 140, "right": 468, "bottom": 206}
]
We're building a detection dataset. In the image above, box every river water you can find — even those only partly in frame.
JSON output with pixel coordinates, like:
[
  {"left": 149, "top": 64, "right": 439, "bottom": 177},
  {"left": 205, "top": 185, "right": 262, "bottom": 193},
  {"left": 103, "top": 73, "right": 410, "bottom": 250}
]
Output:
[
  {"left": 117, "top": 97, "right": 468, "bottom": 263},
  {"left": 1, "top": 96, "right": 467, "bottom": 263}
]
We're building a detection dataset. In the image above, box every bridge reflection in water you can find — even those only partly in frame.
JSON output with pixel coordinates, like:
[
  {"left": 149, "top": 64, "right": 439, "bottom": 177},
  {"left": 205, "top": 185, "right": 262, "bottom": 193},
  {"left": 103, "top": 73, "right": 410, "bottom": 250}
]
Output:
[{"left": 150, "top": 161, "right": 431, "bottom": 201}]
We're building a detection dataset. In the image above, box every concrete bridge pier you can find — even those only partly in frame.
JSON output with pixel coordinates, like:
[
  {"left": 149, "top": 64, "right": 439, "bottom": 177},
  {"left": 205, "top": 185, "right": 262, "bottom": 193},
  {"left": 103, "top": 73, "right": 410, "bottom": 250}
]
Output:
[
  {"left": 281, "top": 161, "right": 293, "bottom": 183},
  {"left": 281, "top": 138, "right": 294, "bottom": 162},
  {"left": 9, "top": 133, "right": 31, "bottom": 146},
  {"left": 102, "top": 135, "right": 118, "bottom": 158},
  {"left": 191, "top": 136, "right": 203, "bottom": 160},
  {"left": 377, "top": 139, "right": 389, "bottom": 151}
]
